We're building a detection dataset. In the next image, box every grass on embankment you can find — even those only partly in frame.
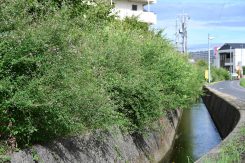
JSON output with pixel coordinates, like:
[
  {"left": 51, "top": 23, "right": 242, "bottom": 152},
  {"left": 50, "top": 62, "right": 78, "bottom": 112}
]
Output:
[
  {"left": 204, "top": 128, "right": 245, "bottom": 163},
  {"left": 240, "top": 78, "right": 245, "bottom": 88}
]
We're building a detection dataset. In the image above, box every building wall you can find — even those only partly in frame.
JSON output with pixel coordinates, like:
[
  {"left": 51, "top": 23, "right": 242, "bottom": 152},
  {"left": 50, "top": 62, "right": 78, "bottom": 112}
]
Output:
[
  {"left": 113, "top": 0, "right": 157, "bottom": 24},
  {"left": 216, "top": 48, "right": 245, "bottom": 73},
  {"left": 115, "top": 1, "right": 145, "bottom": 11},
  {"left": 234, "top": 49, "right": 245, "bottom": 67},
  {"left": 214, "top": 52, "right": 220, "bottom": 68}
]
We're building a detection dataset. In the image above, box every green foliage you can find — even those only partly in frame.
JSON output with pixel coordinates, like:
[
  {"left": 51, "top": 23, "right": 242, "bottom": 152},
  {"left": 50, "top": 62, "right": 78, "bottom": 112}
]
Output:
[
  {"left": 240, "top": 78, "right": 245, "bottom": 88},
  {"left": 31, "top": 149, "right": 40, "bottom": 162},
  {"left": 0, "top": 0, "right": 203, "bottom": 147},
  {"left": 0, "top": 142, "right": 10, "bottom": 163},
  {"left": 123, "top": 17, "right": 149, "bottom": 31},
  {"left": 196, "top": 60, "right": 208, "bottom": 67},
  {"left": 205, "top": 128, "right": 245, "bottom": 163},
  {"left": 211, "top": 67, "right": 230, "bottom": 81},
  {"left": 196, "top": 60, "right": 229, "bottom": 82}
]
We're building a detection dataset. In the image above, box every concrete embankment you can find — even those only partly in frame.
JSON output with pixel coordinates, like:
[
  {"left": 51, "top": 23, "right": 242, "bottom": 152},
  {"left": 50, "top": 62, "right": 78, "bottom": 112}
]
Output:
[
  {"left": 10, "top": 110, "right": 181, "bottom": 163},
  {"left": 202, "top": 86, "right": 240, "bottom": 138},
  {"left": 196, "top": 86, "right": 245, "bottom": 162}
]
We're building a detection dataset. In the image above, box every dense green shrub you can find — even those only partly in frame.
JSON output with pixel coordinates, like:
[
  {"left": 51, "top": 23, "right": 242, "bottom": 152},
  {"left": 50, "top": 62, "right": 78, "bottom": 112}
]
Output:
[
  {"left": 211, "top": 67, "right": 230, "bottom": 81},
  {"left": 241, "top": 78, "right": 245, "bottom": 88},
  {"left": 196, "top": 60, "right": 229, "bottom": 82},
  {"left": 0, "top": 0, "right": 203, "bottom": 147}
]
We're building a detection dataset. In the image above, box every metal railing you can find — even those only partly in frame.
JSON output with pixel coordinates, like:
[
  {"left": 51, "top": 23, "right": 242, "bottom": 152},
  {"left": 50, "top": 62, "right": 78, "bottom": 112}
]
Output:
[{"left": 224, "top": 59, "right": 233, "bottom": 66}]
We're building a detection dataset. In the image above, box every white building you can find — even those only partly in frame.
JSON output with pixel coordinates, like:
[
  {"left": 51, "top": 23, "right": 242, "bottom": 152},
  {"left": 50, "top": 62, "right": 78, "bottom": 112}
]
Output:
[
  {"left": 215, "top": 43, "right": 245, "bottom": 73},
  {"left": 113, "top": 0, "right": 157, "bottom": 25}
]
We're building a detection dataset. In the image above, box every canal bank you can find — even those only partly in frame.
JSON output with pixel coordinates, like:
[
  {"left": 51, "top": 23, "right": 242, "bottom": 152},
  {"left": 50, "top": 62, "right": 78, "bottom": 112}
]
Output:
[
  {"left": 9, "top": 81, "right": 245, "bottom": 163},
  {"left": 163, "top": 81, "right": 245, "bottom": 163},
  {"left": 196, "top": 84, "right": 245, "bottom": 162},
  {"left": 10, "top": 110, "right": 182, "bottom": 163}
]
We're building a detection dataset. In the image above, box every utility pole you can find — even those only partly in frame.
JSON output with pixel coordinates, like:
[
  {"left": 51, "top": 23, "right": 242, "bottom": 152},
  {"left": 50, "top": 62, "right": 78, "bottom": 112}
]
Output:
[
  {"left": 208, "top": 34, "right": 214, "bottom": 83},
  {"left": 241, "top": 44, "right": 243, "bottom": 76},
  {"left": 230, "top": 46, "right": 232, "bottom": 79},
  {"left": 147, "top": 0, "right": 150, "bottom": 12},
  {"left": 175, "top": 19, "right": 180, "bottom": 49},
  {"left": 241, "top": 44, "right": 243, "bottom": 63},
  {"left": 176, "top": 13, "right": 190, "bottom": 53}
]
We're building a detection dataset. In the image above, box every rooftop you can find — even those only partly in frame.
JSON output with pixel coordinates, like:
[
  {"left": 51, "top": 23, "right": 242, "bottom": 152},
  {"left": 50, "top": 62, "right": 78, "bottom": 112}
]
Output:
[{"left": 219, "top": 43, "right": 245, "bottom": 50}]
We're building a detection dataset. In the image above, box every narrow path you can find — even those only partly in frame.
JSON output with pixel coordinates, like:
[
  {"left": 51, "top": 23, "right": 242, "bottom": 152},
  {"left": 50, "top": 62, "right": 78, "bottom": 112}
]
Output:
[{"left": 208, "top": 80, "right": 245, "bottom": 101}]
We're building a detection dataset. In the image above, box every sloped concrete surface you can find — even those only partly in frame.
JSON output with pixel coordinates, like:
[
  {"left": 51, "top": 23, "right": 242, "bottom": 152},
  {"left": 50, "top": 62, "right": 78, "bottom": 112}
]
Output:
[{"left": 10, "top": 110, "right": 181, "bottom": 163}]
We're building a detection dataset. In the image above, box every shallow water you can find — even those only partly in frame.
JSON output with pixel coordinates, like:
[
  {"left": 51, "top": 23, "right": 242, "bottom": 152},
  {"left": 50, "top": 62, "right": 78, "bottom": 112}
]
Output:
[{"left": 166, "top": 99, "right": 221, "bottom": 163}]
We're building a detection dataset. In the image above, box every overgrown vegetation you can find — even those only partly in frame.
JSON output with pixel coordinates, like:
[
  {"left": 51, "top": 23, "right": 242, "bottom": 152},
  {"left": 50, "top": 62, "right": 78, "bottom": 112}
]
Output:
[
  {"left": 204, "top": 128, "right": 245, "bottom": 163},
  {"left": 240, "top": 78, "right": 245, "bottom": 88},
  {"left": 0, "top": 0, "right": 203, "bottom": 149},
  {"left": 196, "top": 60, "right": 229, "bottom": 82},
  {"left": 0, "top": 142, "right": 11, "bottom": 162}
]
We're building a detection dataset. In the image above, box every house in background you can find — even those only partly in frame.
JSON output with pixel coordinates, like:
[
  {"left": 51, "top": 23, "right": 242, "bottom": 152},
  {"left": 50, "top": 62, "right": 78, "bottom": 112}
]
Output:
[
  {"left": 214, "top": 43, "right": 245, "bottom": 74},
  {"left": 113, "top": 0, "right": 157, "bottom": 25}
]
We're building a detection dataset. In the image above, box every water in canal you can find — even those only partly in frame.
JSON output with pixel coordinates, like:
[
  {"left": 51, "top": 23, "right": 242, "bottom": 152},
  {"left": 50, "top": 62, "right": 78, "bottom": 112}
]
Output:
[{"left": 165, "top": 99, "right": 221, "bottom": 163}]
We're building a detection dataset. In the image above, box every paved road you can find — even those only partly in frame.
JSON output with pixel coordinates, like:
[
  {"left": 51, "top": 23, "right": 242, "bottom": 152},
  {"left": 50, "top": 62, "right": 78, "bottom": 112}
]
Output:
[{"left": 208, "top": 80, "right": 245, "bottom": 101}]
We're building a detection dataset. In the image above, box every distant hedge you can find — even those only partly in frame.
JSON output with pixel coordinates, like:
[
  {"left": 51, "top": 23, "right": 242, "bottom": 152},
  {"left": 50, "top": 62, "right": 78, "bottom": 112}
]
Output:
[
  {"left": 196, "top": 60, "right": 229, "bottom": 82},
  {"left": 0, "top": 0, "right": 203, "bottom": 147}
]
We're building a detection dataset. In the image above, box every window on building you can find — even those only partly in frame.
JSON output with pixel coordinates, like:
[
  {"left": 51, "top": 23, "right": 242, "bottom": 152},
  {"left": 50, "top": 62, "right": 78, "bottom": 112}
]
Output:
[{"left": 132, "top": 5, "right": 137, "bottom": 11}]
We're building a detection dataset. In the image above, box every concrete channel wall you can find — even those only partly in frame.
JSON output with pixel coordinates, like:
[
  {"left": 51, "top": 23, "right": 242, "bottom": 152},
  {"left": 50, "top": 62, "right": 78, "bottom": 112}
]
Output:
[
  {"left": 196, "top": 86, "right": 245, "bottom": 162},
  {"left": 202, "top": 87, "right": 240, "bottom": 138},
  {"left": 10, "top": 110, "right": 182, "bottom": 163}
]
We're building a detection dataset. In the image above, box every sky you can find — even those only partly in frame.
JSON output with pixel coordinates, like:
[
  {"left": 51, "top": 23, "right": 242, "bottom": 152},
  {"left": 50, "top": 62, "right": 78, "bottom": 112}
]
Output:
[{"left": 151, "top": 0, "right": 245, "bottom": 51}]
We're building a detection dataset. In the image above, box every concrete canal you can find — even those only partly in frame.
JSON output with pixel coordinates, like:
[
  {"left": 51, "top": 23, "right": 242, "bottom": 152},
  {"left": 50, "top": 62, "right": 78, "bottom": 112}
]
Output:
[{"left": 164, "top": 99, "right": 221, "bottom": 163}]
